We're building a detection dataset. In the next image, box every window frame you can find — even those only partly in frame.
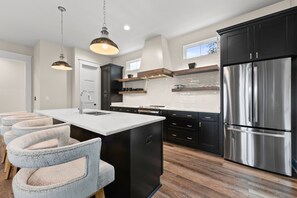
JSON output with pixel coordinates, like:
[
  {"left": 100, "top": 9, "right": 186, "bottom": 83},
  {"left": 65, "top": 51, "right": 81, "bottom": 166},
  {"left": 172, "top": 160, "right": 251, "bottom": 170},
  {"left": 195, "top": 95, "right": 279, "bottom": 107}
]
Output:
[
  {"left": 183, "top": 37, "right": 218, "bottom": 60},
  {"left": 126, "top": 58, "right": 141, "bottom": 72}
]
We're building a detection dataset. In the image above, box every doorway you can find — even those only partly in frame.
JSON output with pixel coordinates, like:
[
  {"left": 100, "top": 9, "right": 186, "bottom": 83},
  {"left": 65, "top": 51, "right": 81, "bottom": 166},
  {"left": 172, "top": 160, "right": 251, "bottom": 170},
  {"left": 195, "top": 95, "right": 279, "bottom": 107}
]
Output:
[
  {"left": 0, "top": 51, "right": 32, "bottom": 113},
  {"left": 79, "top": 60, "right": 100, "bottom": 109}
]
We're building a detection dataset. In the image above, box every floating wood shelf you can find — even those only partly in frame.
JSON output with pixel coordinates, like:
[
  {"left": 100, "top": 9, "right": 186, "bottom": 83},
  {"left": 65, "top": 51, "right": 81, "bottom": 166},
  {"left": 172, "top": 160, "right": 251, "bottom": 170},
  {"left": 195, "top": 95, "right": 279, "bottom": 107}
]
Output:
[
  {"left": 117, "top": 77, "right": 145, "bottom": 82},
  {"left": 173, "top": 65, "right": 219, "bottom": 76},
  {"left": 119, "top": 91, "right": 147, "bottom": 94},
  {"left": 172, "top": 86, "right": 220, "bottom": 92}
]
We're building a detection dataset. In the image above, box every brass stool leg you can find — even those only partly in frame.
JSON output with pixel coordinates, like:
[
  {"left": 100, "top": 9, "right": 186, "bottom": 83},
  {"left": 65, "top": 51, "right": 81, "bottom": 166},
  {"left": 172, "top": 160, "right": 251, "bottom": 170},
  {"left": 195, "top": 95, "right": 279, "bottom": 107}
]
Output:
[
  {"left": 1, "top": 147, "right": 6, "bottom": 164},
  {"left": 95, "top": 189, "right": 105, "bottom": 198},
  {"left": 5, "top": 161, "right": 11, "bottom": 180}
]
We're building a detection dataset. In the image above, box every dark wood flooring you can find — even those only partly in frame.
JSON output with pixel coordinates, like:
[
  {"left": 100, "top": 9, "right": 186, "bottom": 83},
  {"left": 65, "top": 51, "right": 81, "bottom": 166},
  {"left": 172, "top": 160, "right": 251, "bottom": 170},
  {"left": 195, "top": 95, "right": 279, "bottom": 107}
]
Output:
[
  {"left": 1, "top": 142, "right": 297, "bottom": 198},
  {"left": 154, "top": 142, "right": 297, "bottom": 198}
]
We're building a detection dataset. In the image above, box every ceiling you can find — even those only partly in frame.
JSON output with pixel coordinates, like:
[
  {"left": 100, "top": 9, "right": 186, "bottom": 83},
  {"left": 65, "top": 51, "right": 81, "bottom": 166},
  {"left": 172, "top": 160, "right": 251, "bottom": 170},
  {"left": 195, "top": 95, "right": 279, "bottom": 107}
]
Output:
[{"left": 0, "top": 0, "right": 282, "bottom": 56}]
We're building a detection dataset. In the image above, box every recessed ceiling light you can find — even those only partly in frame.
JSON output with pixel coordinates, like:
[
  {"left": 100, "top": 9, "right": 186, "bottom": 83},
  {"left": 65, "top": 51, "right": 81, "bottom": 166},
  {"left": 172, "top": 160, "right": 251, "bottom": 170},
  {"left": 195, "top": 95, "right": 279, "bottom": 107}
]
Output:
[{"left": 123, "top": 25, "right": 130, "bottom": 31}]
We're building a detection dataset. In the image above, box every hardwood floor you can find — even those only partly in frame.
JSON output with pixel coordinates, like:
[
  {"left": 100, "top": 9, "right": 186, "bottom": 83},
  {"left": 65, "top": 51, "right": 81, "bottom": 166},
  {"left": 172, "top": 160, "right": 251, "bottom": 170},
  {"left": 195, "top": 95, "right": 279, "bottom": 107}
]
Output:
[
  {"left": 1, "top": 142, "right": 297, "bottom": 198},
  {"left": 154, "top": 142, "right": 297, "bottom": 198}
]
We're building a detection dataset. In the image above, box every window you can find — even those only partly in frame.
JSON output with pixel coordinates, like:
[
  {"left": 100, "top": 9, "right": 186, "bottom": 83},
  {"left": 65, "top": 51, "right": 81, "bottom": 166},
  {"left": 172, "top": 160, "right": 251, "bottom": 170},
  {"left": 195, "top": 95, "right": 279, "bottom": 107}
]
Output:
[
  {"left": 126, "top": 58, "right": 141, "bottom": 71},
  {"left": 183, "top": 37, "right": 218, "bottom": 60}
]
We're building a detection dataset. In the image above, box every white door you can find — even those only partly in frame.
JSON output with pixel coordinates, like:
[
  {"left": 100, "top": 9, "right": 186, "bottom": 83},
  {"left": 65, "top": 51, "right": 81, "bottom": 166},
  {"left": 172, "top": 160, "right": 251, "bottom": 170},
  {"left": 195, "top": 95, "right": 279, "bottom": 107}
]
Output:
[{"left": 79, "top": 60, "right": 100, "bottom": 110}]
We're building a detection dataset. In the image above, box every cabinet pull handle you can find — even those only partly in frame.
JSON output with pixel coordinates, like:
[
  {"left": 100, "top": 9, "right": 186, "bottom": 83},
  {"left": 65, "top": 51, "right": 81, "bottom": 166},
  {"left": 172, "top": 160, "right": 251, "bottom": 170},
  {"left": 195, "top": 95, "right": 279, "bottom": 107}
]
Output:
[
  {"left": 172, "top": 114, "right": 177, "bottom": 116},
  {"left": 204, "top": 116, "right": 211, "bottom": 119},
  {"left": 186, "top": 115, "right": 192, "bottom": 117},
  {"left": 172, "top": 134, "right": 177, "bottom": 137},
  {"left": 187, "top": 137, "right": 193, "bottom": 140},
  {"left": 172, "top": 123, "right": 177, "bottom": 126},
  {"left": 256, "top": 52, "right": 259, "bottom": 59},
  {"left": 249, "top": 53, "right": 252, "bottom": 60},
  {"left": 199, "top": 122, "right": 202, "bottom": 127},
  {"left": 187, "top": 125, "right": 193, "bottom": 128}
]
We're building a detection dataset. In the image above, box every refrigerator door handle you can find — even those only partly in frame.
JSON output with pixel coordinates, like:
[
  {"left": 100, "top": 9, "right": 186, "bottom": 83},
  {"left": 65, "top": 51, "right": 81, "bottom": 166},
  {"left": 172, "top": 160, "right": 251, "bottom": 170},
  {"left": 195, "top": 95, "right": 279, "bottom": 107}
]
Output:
[
  {"left": 253, "top": 66, "right": 258, "bottom": 123},
  {"left": 248, "top": 65, "right": 252, "bottom": 123},
  {"left": 226, "top": 127, "right": 286, "bottom": 138}
]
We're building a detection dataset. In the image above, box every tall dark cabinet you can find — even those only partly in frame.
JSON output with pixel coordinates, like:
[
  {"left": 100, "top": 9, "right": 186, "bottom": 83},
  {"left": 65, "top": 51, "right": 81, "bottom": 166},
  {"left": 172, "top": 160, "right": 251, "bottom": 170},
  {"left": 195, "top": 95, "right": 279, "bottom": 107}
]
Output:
[{"left": 101, "top": 64, "right": 123, "bottom": 110}]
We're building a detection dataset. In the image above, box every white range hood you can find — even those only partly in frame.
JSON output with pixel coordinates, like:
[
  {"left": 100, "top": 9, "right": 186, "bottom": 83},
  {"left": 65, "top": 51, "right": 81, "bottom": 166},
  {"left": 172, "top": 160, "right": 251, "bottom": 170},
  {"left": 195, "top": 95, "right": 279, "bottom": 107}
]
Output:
[{"left": 138, "top": 35, "right": 173, "bottom": 78}]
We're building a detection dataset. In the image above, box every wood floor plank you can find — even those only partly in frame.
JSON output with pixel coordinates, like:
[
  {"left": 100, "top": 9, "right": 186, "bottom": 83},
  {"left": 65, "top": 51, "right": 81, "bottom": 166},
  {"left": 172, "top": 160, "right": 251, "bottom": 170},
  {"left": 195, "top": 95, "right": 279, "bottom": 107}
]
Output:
[{"left": 154, "top": 142, "right": 297, "bottom": 198}]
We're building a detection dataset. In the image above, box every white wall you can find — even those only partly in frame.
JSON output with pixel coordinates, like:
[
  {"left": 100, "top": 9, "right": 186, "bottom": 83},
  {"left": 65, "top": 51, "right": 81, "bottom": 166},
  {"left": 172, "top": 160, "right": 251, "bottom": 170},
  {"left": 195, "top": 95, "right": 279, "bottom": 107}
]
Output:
[
  {"left": 0, "top": 58, "right": 26, "bottom": 113},
  {"left": 33, "top": 40, "right": 73, "bottom": 110},
  {"left": 0, "top": 40, "right": 33, "bottom": 56},
  {"left": 112, "top": 0, "right": 296, "bottom": 112}
]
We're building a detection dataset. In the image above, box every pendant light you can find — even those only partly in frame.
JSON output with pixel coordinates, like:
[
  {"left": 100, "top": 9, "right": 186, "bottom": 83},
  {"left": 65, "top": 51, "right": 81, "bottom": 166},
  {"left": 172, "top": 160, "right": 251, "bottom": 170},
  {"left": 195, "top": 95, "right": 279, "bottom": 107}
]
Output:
[
  {"left": 90, "top": 0, "right": 119, "bottom": 55},
  {"left": 52, "top": 6, "right": 72, "bottom": 71}
]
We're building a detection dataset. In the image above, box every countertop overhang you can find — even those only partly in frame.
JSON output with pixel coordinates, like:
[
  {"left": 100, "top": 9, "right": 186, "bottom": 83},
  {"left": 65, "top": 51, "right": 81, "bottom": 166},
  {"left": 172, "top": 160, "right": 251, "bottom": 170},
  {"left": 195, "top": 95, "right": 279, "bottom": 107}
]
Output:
[{"left": 37, "top": 108, "right": 165, "bottom": 136}]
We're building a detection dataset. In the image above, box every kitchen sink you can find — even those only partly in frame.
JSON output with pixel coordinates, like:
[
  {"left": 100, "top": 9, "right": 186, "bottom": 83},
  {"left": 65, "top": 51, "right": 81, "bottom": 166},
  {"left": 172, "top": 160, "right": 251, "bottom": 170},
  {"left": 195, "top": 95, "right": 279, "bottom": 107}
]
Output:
[{"left": 84, "top": 111, "right": 110, "bottom": 116}]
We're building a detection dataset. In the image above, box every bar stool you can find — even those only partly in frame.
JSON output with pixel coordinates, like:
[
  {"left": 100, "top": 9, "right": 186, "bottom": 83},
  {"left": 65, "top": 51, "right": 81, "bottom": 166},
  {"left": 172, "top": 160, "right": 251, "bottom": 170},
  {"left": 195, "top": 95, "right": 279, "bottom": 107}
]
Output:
[
  {"left": 3, "top": 117, "right": 79, "bottom": 179},
  {"left": 1, "top": 114, "right": 41, "bottom": 174},
  {"left": 0, "top": 112, "right": 29, "bottom": 163},
  {"left": 7, "top": 125, "right": 115, "bottom": 198}
]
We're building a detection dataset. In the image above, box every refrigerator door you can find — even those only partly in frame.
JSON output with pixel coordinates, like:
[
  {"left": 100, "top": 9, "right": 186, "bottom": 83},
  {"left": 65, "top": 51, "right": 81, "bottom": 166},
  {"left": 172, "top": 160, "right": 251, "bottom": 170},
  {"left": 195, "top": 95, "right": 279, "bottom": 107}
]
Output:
[
  {"left": 223, "top": 63, "right": 253, "bottom": 126},
  {"left": 253, "top": 58, "right": 291, "bottom": 131},
  {"left": 224, "top": 125, "right": 291, "bottom": 176}
]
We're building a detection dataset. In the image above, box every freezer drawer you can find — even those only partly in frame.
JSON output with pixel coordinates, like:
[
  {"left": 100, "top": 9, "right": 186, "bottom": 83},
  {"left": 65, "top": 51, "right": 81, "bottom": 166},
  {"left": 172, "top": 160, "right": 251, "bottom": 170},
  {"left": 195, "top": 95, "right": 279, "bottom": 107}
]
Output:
[{"left": 224, "top": 126, "right": 291, "bottom": 176}]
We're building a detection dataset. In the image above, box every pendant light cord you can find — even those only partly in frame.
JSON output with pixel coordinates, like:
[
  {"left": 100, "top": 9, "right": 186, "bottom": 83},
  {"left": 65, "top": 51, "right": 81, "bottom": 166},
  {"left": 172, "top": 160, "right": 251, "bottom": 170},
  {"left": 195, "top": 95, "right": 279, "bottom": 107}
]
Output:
[
  {"left": 103, "top": 0, "right": 106, "bottom": 27},
  {"left": 60, "top": 8, "right": 64, "bottom": 57}
]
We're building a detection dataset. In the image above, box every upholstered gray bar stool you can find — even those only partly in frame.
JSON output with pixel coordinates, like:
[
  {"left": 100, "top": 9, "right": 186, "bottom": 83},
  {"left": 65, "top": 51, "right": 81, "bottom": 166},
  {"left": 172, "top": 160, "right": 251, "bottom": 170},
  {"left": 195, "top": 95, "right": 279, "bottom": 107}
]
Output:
[
  {"left": 1, "top": 114, "right": 41, "bottom": 174},
  {"left": 0, "top": 112, "right": 29, "bottom": 163},
  {"left": 7, "top": 125, "right": 115, "bottom": 198},
  {"left": 4, "top": 117, "right": 79, "bottom": 179}
]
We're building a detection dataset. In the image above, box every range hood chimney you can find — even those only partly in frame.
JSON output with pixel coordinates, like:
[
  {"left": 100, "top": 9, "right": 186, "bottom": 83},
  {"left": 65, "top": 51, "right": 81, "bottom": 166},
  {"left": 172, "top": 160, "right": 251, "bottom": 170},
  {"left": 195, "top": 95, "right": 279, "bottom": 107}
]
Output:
[{"left": 138, "top": 35, "right": 173, "bottom": 78}]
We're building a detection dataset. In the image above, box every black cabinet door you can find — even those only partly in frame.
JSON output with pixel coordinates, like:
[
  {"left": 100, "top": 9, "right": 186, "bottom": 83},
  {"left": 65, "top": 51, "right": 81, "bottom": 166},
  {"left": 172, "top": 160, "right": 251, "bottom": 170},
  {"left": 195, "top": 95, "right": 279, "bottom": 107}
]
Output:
[
  {"left": 101, "top": 66, "right": 110, "bottom": 94},
  {"left": 101, "top": 64, "right": 123, "bottom": 110},
  {"left": 131, "top": 122, "right": 162, "bottom": 198},
  {"left": 254, "top": 15, "right": 291, "bottom": 60},
  {"left": 198, "top": 121, "right": 219, "bottom": 154},
  {"left": 221, "top": 26, "right": 253, "bottom": 65}
]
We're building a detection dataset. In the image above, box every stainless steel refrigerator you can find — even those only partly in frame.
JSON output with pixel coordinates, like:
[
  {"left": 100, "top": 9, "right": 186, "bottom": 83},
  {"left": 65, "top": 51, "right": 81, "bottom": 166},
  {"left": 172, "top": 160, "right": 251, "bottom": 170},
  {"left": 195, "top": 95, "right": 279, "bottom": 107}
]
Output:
[{"left": 223, "top": 57, "right": 292, "bottom": 176}]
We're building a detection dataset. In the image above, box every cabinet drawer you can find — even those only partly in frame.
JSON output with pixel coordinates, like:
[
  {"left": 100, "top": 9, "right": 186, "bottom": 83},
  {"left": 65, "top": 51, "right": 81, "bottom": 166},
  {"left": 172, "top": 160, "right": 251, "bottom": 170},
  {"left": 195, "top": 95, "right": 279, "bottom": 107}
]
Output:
[
  {"left": 168, "top": 129, "right": 197, "bottom": 143},
  {"left": 199, "top": 113, "right": 218, "bottom": 122},
  {"left": 167, "top": 110, "right": 197, "bottom": 119},
  {"left": 168, "top": 118, "right": 197, "bottom": 130}
]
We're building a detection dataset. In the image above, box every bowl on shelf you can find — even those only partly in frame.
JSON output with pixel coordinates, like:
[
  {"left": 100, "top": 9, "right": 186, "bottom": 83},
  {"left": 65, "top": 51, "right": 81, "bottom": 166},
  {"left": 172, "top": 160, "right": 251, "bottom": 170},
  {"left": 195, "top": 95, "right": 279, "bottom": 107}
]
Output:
[
  {"left": 127, "top": 74, "right": 134, "bottom": 78},
  {"left": 188, "top": 62, "right": 196, "bottom": 69}
]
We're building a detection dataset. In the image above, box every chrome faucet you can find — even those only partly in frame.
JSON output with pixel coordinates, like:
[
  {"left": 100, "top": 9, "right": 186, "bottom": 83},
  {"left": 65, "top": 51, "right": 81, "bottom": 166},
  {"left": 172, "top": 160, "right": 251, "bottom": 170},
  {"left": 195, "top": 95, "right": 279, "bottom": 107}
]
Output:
[{"left": 79, "top": 90, "right": 91, "bottom": 114}]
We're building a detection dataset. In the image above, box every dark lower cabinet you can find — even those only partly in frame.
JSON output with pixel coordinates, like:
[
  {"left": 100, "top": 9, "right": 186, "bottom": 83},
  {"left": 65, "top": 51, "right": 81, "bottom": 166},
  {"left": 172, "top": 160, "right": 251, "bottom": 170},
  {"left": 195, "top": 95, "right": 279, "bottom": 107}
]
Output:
[
  {"left": 198, "top": 121, "right": 219, "bottom": 154},
  {"left": 110, "top": 107, "right": 221, "bottom": 155}
]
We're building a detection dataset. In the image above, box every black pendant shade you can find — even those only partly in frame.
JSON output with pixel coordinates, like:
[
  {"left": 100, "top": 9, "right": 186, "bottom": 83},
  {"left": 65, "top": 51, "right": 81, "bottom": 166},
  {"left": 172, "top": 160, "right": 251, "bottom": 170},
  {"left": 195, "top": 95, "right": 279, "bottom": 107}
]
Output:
[{"left": 90, "top": 26, "right": 119, "bottom": 55}]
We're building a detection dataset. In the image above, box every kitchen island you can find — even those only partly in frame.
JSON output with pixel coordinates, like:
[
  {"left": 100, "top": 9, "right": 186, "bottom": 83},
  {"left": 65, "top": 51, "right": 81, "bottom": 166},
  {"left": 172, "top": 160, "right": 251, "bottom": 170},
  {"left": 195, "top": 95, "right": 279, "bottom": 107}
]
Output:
[{"left": 37, "top": 108, "right": 165, "bottom": 198}]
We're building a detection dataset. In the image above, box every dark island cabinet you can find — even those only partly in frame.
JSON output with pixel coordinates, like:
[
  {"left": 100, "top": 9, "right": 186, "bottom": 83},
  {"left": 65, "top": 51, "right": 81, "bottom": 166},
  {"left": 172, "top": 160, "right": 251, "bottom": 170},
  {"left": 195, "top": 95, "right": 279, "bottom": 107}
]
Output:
[
  {"left": 198, "top": 113, "right": 219, "bottom": 154},
  {"left": 218, "top": 7, "right": 297, "bottom": 66},
  {"left": 101, "top": 64, "right": 123, "bottom": 110}
]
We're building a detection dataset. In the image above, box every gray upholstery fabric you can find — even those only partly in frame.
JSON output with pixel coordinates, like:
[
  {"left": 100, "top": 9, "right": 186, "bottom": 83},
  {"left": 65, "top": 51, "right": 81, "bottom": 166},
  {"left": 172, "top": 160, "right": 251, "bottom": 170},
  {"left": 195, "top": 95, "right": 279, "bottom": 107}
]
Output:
[
  {"left": 0, "top": 111, "right": 27, "bottom": 125},
  {"left": 7, "top": 126, "right": 115, "bottom": 198},
  {"left": 4, "top": 117, "right": 72, "bottom": 145}
]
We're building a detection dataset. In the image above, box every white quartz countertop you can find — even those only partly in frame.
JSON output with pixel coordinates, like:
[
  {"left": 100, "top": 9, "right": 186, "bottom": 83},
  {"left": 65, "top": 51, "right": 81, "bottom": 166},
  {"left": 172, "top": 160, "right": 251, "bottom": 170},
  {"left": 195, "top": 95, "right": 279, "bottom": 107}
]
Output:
[
  {"left": 37, "top": 108, "right": 165, "bottom": 136},
  {"left": 110, "top": 103, "right": 220, "bottom": 113}
]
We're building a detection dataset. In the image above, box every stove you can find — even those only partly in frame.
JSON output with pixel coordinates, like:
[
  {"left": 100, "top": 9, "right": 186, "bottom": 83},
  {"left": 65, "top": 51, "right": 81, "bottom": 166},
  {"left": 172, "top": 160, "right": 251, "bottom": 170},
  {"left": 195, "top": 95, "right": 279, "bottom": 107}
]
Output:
[{"left": 138, "top": 105, "right": 165, "bottom": 115}]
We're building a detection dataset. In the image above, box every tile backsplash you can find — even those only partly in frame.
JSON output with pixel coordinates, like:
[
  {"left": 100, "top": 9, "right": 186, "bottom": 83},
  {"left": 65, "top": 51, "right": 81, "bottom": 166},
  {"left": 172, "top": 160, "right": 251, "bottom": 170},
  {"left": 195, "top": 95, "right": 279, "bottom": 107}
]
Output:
[{"left": 122, "top": 71, "right": 220, "bottom": 112}]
